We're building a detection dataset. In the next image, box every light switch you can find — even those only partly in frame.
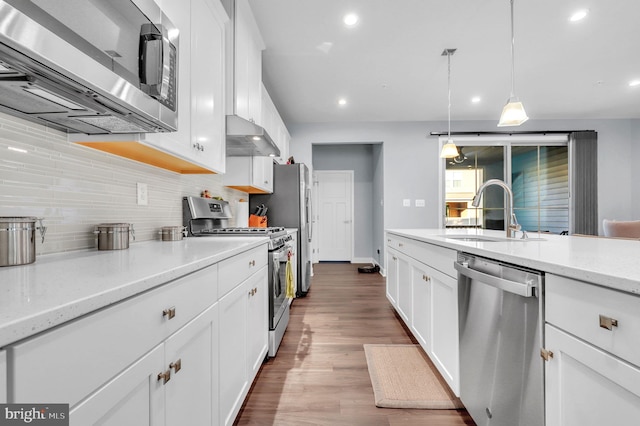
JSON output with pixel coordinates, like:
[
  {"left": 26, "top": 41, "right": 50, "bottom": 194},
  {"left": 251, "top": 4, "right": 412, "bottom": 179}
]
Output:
[
  {"left": 402, "top": 199, "right": 411, "bottom": 207},
  {"left": 415, "top": 199, "right": 425, "bottom": 207}
]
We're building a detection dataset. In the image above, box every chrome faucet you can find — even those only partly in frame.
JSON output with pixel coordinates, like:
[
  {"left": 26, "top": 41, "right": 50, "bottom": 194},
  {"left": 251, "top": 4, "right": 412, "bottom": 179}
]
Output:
[{"left": 472, "top": 179, "right": 521, "bottom": 238}]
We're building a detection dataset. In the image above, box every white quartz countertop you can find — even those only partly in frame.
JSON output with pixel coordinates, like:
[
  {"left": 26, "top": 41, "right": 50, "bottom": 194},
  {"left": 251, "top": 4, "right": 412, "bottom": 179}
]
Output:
[
  {"left": 0, "top": 237, "right": 268, "bottom": 348},
  {"left": 386, "top": 228, "right": 640, "bottom": 295}
]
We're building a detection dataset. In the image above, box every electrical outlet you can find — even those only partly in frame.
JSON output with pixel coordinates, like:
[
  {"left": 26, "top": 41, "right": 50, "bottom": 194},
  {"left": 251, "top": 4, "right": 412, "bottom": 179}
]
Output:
[
  {"left": 402, "top": 199, "right": 410, "bottom": 207},
  {"left": 137, "top": 182, "right": 148, "bottom": 205},
  {"left": 415, "top": 199, "right": 425, "bottom": 207}
]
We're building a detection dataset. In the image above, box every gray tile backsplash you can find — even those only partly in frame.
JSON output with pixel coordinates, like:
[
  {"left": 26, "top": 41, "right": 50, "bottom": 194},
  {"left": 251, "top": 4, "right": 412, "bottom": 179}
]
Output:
[{"left": 0, "top": 113, "right": 247, "bottom": 254}]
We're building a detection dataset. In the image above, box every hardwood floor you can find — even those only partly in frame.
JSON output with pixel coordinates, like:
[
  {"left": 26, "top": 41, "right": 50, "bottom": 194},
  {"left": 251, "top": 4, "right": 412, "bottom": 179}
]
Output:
[{"left": 235, "top": 262, "right": 476, "bottom": 426}]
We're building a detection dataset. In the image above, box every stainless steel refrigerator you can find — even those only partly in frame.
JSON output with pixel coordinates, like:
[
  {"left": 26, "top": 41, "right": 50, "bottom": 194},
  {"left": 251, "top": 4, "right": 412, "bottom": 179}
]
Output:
[{"left": 250, "top": 163, "right": 312, "bottom": 296}]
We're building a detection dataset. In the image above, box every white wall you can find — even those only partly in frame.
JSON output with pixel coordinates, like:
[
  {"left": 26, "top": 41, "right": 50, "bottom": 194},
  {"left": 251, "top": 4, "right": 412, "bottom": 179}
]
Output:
[
  {"left": 288, "top": 118, "right": 640, "bottom": 266},
  {"left": 0, "top": 113, "right": 247, "bottom": 255}
]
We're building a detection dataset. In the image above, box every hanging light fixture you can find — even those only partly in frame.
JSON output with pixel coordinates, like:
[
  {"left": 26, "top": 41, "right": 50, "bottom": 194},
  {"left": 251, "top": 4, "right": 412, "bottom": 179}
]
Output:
[
  {"left": 440, "top": 48, "right": 458, "bottom": 158},
  {"left": 498, "top": 0, "right": 529, "bottom": 127}
]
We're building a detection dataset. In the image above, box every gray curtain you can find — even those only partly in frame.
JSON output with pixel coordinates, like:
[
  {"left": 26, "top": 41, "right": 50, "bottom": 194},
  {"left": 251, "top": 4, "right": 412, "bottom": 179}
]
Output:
[{"left": 570, "top": 131, "right": 598, "bottom": 235}]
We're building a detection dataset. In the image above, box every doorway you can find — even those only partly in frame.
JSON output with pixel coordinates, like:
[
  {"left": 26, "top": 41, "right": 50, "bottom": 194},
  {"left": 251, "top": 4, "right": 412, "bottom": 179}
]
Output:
[{"left": 314, "top": 170, "right": 354, "bottom": 261}]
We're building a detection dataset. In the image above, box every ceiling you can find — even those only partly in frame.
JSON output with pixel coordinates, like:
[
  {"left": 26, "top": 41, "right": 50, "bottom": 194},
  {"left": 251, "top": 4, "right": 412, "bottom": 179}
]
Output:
[{"left": 248, "top": 0, "right": 640, "bottom": 125}]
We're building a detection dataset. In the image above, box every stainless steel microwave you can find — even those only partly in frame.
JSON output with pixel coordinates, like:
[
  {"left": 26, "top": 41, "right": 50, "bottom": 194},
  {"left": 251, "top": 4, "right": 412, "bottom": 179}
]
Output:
[{"left": 0, "top": 0, "right": 178, "bottom": 134}]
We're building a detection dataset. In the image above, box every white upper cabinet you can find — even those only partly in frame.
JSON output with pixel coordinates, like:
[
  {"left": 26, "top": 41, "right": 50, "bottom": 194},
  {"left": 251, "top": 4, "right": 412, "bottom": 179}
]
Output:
[
  {"left": 261, "top": 83, "right": 290, "bottom": 164},
  {"left": 224, "top": 156, "right": 274, "bottom": 193},
  {"left": 232, "top": 0, "right": 264, "bottom": 124},
  {"left": 150, "top": 0, "right": 228, "bottom": 174},
  {"left": 190, "top": 0, "right": 227, "bottom": 173}
]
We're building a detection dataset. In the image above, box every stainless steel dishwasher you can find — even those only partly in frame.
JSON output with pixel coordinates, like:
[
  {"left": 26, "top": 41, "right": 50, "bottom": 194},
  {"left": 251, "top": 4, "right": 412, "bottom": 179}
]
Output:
[{"left": 455, "top": 252, "right": 544, "bottom": 426}]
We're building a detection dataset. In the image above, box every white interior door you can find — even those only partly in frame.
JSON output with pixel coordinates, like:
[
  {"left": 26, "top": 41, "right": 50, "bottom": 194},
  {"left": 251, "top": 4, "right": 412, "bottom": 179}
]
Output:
[{"left": 315, "top": 170, "right": 354, "bottom": 261}]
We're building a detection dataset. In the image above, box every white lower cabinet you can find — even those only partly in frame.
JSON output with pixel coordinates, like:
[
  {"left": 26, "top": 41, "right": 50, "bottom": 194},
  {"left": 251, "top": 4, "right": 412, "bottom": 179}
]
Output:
[
  {"left": 219, "top": 265, "right": 268, "bottom": 426},
  {"left": 544, "top": 274, "right": 640, "bottom": 426},
  {"left": 429, "top": 270, "right": 459, "bottom": 393},
  {"left": 396, "top": 255, "right": 411, "bottom": 323},
  {"left": 247, "top": 268, "right": 269, "bottom": 378},
  {"left": 165, "top": 303, "right": 219, "bottom": 426},
  {"left": 71, "top": 345, "right": 164, "bottom": 426},
  {"left": 71, "top": 303, "right": 218, "bottom": 426},
  {"left": 411, "top": 263, "right": 431, "bottom": 349},
  {"left": 545, "top": 324, "right": 640, "bottom": 426},
  {"left": 7, "top": 265, "right": 219, "bottom": 426},
  {"left": 386, "top": 248, "right": 399, "bottom": 306},
  {"left": 385, "top": 233, "right": 459, "bottom": 395}
]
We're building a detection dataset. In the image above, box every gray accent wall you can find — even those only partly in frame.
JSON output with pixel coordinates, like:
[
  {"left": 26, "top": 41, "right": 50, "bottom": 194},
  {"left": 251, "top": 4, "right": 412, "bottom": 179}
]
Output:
[{"left": 312, "top": 143, "right": 383, "bottom": 263}]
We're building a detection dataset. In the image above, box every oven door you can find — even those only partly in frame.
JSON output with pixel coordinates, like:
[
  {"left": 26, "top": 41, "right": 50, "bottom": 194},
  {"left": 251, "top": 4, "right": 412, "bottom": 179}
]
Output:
[{"left": 269, "top": 246, "right": 288, "bottom": 330}]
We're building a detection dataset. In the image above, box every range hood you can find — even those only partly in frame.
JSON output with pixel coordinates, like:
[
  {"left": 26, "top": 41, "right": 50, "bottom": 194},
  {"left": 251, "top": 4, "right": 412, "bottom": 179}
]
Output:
[{"left": 226, "top": 115, "right": 280, "bottom": 157}]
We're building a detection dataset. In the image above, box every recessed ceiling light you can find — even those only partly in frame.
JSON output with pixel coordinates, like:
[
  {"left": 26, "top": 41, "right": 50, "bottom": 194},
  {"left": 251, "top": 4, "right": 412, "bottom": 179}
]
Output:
[
  {"left": 338, "top": 98, "right": 347, "bottom": 106},
  {"left": 629, "top": 80, "right": 640, "bottom": 87},
  {"left": 569, "top": 9, "right": 589, "bottom": 22},
  {"left": 343, "top": 13, "right": 359, "bottom": 27},
  {"left": 471, "top": 96, "right": 481, "bottom": 103}
]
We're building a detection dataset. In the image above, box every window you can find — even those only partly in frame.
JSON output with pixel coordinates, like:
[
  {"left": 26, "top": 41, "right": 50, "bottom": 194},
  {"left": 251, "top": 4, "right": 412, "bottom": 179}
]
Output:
[{"left": 442, "top": 135, "right": 571, "bottom": 234}]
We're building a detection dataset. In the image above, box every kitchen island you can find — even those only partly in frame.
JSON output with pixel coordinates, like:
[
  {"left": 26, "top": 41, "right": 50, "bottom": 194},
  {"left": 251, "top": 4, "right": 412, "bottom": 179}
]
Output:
[
  {"left": 0, "top": 237, "right": 269, "bottom": 425},
  {"left": 386, "top": 228, "right": 640, "bottom": 426}
]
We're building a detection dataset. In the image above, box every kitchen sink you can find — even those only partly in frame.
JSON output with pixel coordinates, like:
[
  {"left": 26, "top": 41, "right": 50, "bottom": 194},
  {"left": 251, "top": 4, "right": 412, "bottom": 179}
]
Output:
[{"left": 438, "top": 234, "right": 546, "bottom": 242}]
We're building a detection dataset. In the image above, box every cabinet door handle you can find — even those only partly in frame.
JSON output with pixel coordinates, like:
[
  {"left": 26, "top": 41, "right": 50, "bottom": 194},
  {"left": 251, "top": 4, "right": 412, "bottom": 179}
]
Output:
[
  {"left": 599, "top": 314, "right": 618, "bottom": 331},
  {"left": 249, "top": 260, "right": 256, "bottom": 267},
  {"left": 540, "top": 348, "right": 554, "bottom": 361},
  {"left": 162, "top": 307, "right": 176, "bottom": 320},
  {"left": 157, "top": 370, "right": 171, "bottom": 384},
  {"left": 422, "top": 274, "right": 431, "bottom": 282},
  {"left": 170, "top": 359, "right": 182, "bottom": 374},
  {"left": 398, "top": 243, "right": 404, "bottom": 247}
]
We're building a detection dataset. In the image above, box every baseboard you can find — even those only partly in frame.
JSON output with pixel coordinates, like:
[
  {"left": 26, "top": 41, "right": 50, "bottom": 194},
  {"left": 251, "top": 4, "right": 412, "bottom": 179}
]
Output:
[{"left": 351, "top": 257, "right": 374, "bottom": 264}]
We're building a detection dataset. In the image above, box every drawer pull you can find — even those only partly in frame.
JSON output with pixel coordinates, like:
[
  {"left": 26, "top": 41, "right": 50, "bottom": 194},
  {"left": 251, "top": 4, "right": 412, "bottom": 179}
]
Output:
[
  {"left": 599, "top": 314, "right": 618, "bottom": 331},
  {"left": 249, "top": 260, "right": 256, "bottom": 267},
  {"left": 157, "top": 370, "right": 171, "bottom": 384},
  {"left": 422, "top": 274, "right": 430, "bottom": 282},
  {"left": 162, "top": 307, "right": 176, "bottom": 320},
  {"left": 170, "top": 359, "right": 182, "bottom": 374},
  {"left": 399, "top": 243, "right": 404, "bottom": 247}
]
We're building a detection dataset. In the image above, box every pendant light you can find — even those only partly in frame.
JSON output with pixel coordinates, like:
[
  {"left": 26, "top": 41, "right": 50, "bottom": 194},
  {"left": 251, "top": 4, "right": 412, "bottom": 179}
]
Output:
[
  {"left": 498, "top": 0, "right": 529, "bottom": 127},
  {"left": 440, "top": 48, "right": 458, "bottom": 158}
]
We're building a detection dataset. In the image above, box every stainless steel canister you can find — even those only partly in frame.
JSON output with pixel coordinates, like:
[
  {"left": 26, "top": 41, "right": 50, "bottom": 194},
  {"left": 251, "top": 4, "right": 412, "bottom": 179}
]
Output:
[
  {"left": 94, "top": 223, "right": 135, "bottom": 250},
  {"left": 161, "top": 226, "right": 186, "bottom": 241},
  {"left": 0, "top": 217, "right": 47, "bottom": 266}
]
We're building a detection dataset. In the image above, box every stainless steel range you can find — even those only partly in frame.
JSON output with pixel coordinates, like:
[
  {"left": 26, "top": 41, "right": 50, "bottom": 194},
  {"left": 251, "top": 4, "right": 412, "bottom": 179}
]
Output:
[{"left": 182, "top": 196, "right": 291, "bottom": 357}]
